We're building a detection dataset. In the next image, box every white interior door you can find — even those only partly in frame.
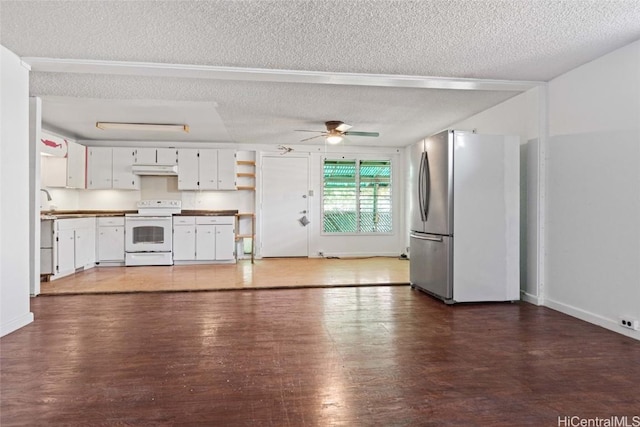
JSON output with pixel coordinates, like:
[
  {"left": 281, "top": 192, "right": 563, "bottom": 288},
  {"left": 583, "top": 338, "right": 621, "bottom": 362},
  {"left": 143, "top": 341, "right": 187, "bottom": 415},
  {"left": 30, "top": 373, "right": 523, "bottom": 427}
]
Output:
[{"left": 260, "top": 156, "right": 309, "bottom": 257}]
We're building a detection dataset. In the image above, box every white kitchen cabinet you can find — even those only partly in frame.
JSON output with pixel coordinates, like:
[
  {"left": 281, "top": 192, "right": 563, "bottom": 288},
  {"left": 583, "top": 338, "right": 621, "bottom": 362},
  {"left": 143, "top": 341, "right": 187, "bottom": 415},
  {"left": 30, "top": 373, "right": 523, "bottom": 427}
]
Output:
[
  {"left": 57, "top": 228, "right": 75, "bottom": 276},
  {"left": 74, "top": 224, "right": 96, "bottom": 269},
  {"left": 135, "top": 147, "right": 178, "bottom": 165},
  {"left": 97, "top": 217, "right": 125, "bottom": 264},
  {"left": 177, "top": 149, "right": 236, "bottom": 190},
  {"left": 157, "top": 148, "right": 178, "bottom": 165},
  {"left": 51, "top": 217, "right": 96, "bottom": 279},
  {"left": 177, "top": 149, "right": 200, "bottom": 190},
  {"left": 41, "top": 140, "right": 86, "bottom": 188},
  {"left": 87, "top": 147, "right": 139, "bottom": 190},
  {"left": 173, "top": 216, "right": 235, "bottom": 263},
  {"left": 112, "top": 147, "right": 139, "bottom": 190},
  {"left": 195, "top": 225, "right": 216, "bottom": 260},
  {"left": 199, "top": 149, "right": 218, "bottom": 190},
  {"left": 217, "top": 149, "right": 237, "bottom": 190},
  {"left": 214, "top": 223, "right": 235, "bottom": 261},
  {"left": 87, "top": 147, "right": 113, "bottom": 189},
  {"left": 67, "top": 141, "right": 86, "bottom": 188},
  {"left": 173, "top": 216, "right": 196, "bottom": 261}
]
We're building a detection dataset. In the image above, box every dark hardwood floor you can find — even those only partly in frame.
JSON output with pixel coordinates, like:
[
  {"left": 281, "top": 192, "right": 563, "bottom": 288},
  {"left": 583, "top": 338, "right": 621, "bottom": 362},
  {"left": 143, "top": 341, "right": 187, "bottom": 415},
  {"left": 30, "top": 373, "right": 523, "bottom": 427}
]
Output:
[{"left": 1, "top": 286, "right": 639, "bottom": 426}]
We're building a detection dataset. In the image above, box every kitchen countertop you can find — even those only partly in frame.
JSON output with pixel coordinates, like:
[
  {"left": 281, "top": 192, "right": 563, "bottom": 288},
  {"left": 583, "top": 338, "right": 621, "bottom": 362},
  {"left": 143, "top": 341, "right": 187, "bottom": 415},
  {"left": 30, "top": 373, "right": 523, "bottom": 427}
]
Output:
[
  {"left": 40, "top": 210, "right": 135, "bottom": 219},
  {"left": 40, "top": 209, "right": 239, "bottom": 219},
  {"left": 177, "top": 210, "right": 239, "bottom": 216}
]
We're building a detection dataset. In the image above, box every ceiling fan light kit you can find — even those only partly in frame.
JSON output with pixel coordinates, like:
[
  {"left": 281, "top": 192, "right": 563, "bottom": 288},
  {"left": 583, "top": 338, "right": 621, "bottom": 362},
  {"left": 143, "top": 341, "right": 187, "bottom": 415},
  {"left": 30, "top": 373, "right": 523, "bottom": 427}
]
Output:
[
  {"left": 296, "top": 120, "right": 379, "bottom": 144},
  {"left": 96, "top": 122, "right": 190, "bottom": 133},
  {"left": 325, "top": 134, "right": 343, "bottom": 144}
]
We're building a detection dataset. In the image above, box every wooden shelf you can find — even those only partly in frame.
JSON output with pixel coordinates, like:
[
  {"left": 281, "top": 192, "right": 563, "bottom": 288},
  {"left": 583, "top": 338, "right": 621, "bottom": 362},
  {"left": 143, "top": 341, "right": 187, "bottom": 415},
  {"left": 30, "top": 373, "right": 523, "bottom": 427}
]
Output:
[
  {"left": 235, "top": 233, "right": 255, "bottom": 240},
  {"left": 235, "top": 158, "right": 256, "bottom": 263}
]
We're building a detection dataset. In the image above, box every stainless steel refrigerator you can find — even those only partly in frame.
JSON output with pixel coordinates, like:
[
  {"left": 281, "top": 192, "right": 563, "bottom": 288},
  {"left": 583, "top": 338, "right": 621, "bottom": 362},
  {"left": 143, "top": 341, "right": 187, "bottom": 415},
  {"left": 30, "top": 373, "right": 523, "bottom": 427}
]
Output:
[{"left": 409, "top": 130, "right": 520, "bottom": 304}]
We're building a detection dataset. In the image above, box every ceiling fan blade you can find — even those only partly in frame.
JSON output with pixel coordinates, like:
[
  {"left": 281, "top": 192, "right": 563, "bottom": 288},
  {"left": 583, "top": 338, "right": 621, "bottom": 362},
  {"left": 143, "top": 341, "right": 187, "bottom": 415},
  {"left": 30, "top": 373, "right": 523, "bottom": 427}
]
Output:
[
  {"left": 300, "top": 134, "right": 326, "bottom": 142},
  {"left": 295, "top": 129, "right": 324, "bottom": 133},
  {"left": 344, "top": 131, "right": 380, "bottom": 137},
  {"left": 335, "top": 123, "right": 352, "bottom": 132}
]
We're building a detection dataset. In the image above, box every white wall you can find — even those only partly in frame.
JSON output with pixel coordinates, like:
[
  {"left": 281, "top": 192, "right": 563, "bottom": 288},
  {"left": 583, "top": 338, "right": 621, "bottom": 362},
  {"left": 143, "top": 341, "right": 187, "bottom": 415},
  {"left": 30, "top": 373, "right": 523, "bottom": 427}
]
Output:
[
  {"left": 1, "top": 46, "right": 34, "bottom": 336},
  {"left": 545, "top": 40, "right": 640, "bottom": 340},
  {"left": 306, "top": 148, "right": 404, "bottom": 258},
  {"left": 445, "top": 87, "right": 543, "bottom": 302},
  {"left": 30, "top": 97, "right": 42, "bottom": 296}
]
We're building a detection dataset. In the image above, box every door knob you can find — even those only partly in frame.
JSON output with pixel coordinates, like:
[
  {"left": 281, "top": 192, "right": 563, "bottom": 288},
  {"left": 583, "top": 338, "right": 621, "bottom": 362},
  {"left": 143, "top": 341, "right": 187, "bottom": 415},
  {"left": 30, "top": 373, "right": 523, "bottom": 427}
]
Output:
[{"left": 300, "top": 210, "right": 307, "bottom": 214}]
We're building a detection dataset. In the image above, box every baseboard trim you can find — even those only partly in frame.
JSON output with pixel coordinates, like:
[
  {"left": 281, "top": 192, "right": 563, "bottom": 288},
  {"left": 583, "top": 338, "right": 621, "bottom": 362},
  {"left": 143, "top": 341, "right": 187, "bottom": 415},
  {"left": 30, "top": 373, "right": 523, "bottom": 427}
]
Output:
[
  {"left": 544, "top": 297, "right": 639, "bottom": 341},
  {"left": 1, "top": 312, "right": 34, "bottom": 337},
  {"left": 311, "top": 252, "right": 401, "bottom": 259},
  {"left": 520, "top": 291, "right": 542, "bottom": 306}
]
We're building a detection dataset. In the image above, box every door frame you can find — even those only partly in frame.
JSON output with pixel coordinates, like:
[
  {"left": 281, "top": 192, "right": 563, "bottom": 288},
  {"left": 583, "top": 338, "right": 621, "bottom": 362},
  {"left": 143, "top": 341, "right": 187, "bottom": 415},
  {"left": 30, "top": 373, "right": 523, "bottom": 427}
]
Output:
[{"left": 257, "top": 152, "right": 311, "bottom": 258}]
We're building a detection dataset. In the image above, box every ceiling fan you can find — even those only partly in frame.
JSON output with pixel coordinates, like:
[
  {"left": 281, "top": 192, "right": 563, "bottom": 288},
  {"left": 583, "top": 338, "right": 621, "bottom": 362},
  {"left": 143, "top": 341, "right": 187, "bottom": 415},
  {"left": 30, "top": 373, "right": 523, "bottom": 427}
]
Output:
[{"left": 296, "top": 121, "right": 379, "bottom": 144}]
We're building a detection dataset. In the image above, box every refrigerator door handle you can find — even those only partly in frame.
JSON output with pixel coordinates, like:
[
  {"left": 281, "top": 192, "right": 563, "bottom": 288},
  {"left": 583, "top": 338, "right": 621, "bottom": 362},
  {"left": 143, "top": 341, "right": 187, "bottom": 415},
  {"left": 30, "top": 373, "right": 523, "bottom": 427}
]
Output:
[
  {"left": 423, "top": 151, "right": 431, "bottom": 221},
  {"left": 418, "top": 152, "right": 426, "bottom": 222},
  {"left": 410, "top": 232, "right": 443, "bottom": 242}
]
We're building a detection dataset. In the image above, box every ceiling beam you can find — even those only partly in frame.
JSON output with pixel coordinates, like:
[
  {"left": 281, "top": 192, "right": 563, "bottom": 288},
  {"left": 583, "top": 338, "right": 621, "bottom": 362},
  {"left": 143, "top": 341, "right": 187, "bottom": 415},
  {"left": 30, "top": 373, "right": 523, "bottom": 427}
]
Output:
[{"left": 23, "top": 57, "right": 543, "bottom": 92}]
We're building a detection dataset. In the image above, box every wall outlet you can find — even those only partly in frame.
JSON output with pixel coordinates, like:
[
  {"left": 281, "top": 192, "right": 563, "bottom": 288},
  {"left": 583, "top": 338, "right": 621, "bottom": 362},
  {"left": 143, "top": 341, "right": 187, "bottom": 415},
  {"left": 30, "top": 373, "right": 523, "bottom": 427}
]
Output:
[{"left": 618, "top": 317, "right": 639, "bottom": 331}]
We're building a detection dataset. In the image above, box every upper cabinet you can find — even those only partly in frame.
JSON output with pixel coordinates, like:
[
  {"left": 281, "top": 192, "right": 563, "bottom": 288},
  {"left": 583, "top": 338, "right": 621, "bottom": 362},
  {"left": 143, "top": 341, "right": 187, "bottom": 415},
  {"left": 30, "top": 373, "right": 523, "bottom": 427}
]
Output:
[
  {"left": 177, "top": 149, "right": 236, "bottom": 190},
  {"left": 87, "top": 147, "right": 139, "bottom": 190},
  {"left": 41, "top": 137, "right": 86, "bottom": 189},
  {"left": 134, "top": 148, "right": 178, "bottom": 165}
]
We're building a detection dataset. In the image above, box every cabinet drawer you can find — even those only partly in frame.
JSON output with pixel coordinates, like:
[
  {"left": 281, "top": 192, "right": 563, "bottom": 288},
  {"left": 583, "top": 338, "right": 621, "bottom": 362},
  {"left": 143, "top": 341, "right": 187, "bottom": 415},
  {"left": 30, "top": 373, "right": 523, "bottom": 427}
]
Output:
[
  {"left": 56, "top": 217, "right": 94, "bottom": 230},
  {"left": 173, "top": 216, "right": 196, "bottom": 225},
  {"left": 196, "top": 216, "right": 234, "bottom": 225},
  {"left": 98, "top": 216, "right": 125, "bottom": 226}
]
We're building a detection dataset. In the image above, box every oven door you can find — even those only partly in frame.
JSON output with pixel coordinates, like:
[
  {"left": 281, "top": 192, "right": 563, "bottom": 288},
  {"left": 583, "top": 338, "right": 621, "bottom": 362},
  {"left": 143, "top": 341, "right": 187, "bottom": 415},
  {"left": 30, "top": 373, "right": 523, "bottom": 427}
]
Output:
[{"left": 125, "top": 216, "right": 173, "bottom": 252}]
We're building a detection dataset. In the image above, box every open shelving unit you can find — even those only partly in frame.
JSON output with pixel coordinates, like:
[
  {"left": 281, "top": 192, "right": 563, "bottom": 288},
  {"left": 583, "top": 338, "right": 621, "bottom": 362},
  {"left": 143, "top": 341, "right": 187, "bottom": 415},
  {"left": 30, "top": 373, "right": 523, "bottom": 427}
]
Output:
[{"left": 235, "top": 160, "right": 256, "bottom": 263}]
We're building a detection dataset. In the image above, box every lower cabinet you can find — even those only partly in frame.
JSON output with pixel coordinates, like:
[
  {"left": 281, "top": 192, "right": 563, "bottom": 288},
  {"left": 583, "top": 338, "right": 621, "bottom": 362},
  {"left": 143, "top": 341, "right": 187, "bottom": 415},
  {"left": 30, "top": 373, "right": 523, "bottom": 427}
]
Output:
[
  {"left": 97, "top": 217, "right": 125, "bottom": 264},
  {"left": 51, "top": 217, "right": 96, "bottom": 279},
  {"left": 173, "top": 216, "right": 235, "bottom": 263}
]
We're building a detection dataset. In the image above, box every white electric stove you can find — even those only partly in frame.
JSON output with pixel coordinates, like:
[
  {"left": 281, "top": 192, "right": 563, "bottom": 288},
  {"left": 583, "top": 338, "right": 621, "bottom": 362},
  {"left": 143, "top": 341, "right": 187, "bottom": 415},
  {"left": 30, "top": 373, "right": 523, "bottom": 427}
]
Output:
[{"left": 125, "top": 200, "right": 181, "bottom": 266}]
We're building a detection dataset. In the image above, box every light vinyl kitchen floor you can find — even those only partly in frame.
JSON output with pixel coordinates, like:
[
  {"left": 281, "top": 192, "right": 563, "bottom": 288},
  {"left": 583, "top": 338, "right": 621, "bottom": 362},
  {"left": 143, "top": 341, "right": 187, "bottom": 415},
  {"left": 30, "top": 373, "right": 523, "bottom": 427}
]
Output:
[{"left": 40, "top": 257, "right": 410, "bottom": 295}]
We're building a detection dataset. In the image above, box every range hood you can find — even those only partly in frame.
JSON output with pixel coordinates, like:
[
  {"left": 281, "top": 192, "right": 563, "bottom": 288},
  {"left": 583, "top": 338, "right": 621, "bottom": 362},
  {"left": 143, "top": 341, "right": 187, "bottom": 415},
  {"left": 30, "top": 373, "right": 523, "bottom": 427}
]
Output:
[{"left": 131, "top": 164, "right": 178, "bottom": 176}]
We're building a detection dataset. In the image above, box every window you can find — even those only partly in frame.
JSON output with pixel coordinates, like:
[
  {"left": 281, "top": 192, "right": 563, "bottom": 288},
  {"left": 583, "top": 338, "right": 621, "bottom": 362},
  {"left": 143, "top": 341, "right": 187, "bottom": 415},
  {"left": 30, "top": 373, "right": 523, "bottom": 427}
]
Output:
[{"left": 323, "top": 159, "right": 392, "bottom": 233}]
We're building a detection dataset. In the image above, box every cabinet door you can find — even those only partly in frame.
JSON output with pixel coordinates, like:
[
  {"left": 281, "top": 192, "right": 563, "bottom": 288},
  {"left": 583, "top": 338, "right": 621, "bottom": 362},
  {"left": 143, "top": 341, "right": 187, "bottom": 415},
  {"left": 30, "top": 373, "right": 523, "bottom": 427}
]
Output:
[
  {"left": 198, "top": 149, "right": 218, "bottom": 190},
  {"left": 157, "top": 148, "right": 178, "bottom": 165},
  {"left": 135, "top": 147, "right": 156, "bottom": 164},
  {"left": 217, "top": 149, "right": 237, "bottom": 190},
  {"left": 75, "top": 227, "right": 96, "bottom": 268},
  {"left": 215, "top": 224, "right": 235, "bottom": 261},
  {"left": 57, "top": 228, "right": 75, "bottom": 274},
  {"left": 177, "top": 149, "right": 199, "bottom": 190},
  {"left": 41, "top": 156, "right": 67, "bottom": 188},
  {"left": 112, "top": 147, "right": 139, "bottom": 190},
  {"left": 98, "top": 226, "right": 124, "bottom": 262},
  {"left": 195, "top": 225, "right": 216, "bottom": 260},
  {"left": 173, "top": 225, "right": 196, "bottom": 260},
  {"left": 66, "top": 141, "right": 86, "bottom": 189},
  {"left": 87, "top": 147, "right": 112, "bottom": 189}
]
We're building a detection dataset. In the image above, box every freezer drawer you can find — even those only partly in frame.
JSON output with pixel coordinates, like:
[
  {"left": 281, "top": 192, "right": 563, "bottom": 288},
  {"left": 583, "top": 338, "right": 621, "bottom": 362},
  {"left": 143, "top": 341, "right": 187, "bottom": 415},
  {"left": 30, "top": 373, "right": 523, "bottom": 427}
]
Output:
[{"left": 410, "top": 233, "right": 453, "bottom": 302}]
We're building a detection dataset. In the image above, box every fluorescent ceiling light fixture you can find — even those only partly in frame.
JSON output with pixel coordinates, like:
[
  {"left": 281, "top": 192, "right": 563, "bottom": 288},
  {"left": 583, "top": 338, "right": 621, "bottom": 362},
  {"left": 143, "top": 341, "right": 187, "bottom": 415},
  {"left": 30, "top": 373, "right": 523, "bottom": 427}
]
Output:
[
  {"left": 96, "top": 122, "right": 189, "bottom": 133},
  {"left": 326, "top": 135, "right": 343, "bottom": 145}
]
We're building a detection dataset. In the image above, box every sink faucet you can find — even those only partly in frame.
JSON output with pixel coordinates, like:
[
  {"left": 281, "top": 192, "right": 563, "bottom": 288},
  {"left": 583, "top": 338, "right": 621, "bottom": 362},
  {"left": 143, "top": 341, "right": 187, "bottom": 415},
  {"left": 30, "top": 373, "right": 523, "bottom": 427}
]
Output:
[{"left": 40, "top": 188, "right": 52, "bottom": 201}]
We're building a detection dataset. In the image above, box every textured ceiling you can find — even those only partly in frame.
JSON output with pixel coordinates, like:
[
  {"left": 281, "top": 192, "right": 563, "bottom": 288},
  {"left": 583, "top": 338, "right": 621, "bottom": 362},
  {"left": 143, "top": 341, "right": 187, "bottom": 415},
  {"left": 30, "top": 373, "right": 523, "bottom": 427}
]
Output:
[{"left": 2, "top": 0, "right": 640, "bottom": 146}]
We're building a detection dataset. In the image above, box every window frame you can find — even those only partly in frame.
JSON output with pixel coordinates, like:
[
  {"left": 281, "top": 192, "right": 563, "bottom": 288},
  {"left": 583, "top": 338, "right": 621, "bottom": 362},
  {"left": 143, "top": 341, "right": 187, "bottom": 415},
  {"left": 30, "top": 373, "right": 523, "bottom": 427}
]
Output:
[{"left": 321, "top": 155, "right": 393, "bottom": 236}]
